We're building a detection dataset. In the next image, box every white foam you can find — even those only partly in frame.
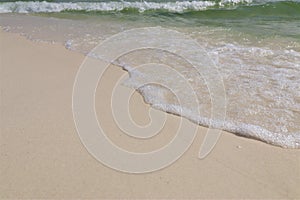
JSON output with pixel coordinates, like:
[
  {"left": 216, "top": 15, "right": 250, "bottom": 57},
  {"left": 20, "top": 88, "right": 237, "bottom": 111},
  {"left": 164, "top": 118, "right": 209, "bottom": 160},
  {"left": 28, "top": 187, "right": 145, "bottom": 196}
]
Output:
[
  {"left": 126, "top": 71, "right": 300, "bottom": 148},
  {"left": 1, "top": 0, "right": 299, "bottom": 14},
  {"left": 116, "top": 38, "right": 300, "bottom": 149},
  {"left": 0, "top": 1, "right": 216, "bottom": 13}
]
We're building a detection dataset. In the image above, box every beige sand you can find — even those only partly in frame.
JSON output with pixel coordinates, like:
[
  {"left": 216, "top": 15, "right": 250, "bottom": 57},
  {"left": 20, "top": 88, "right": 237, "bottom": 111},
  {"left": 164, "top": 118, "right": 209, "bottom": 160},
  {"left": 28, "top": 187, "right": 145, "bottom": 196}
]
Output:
[{"left": 1, "top": 30, "right": 300, "bottom": 199}]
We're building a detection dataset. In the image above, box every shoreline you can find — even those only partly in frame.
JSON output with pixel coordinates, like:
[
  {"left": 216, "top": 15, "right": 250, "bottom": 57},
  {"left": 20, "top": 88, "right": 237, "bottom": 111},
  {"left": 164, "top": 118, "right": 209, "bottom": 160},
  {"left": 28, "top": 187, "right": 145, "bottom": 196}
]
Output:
[{"left": 1, "top": 30, "right": 300, "bottom": 198}]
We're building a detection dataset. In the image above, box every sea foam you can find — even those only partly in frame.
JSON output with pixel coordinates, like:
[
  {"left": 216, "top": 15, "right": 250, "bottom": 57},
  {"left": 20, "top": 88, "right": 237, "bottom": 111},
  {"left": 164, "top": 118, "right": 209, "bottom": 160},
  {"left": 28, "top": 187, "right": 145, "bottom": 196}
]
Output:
[
  {"left": 0, "top": 0, "right": 259, "bottom": 14},
  {"left": 1, "top": 0, "right": 300, "bottom": 14}
]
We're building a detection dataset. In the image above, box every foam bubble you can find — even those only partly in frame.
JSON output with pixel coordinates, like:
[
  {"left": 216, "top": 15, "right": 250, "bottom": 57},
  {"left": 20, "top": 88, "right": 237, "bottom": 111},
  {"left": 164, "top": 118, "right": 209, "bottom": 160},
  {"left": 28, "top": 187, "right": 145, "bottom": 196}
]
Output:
[{"left": 0, "top": 1, "right": 216, "bottom": 13}]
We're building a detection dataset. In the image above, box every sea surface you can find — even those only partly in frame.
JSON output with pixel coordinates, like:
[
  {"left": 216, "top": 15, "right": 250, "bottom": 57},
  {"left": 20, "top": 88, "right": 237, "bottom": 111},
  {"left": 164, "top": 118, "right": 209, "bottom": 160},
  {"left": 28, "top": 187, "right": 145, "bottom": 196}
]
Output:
[{"left": 1, "top": 0, "right": 299, "bottom": 148}]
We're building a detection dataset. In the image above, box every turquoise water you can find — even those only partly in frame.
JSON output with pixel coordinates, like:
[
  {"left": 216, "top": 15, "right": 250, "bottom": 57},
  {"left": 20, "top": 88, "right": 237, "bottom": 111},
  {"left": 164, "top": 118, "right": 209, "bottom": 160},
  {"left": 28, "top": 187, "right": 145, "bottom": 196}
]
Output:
[
  {"left": 1, "top": 0, "right": 299, "bottom": 148},
  {"left": 1, "top": 0, "right": 300, "bottom": 39}
]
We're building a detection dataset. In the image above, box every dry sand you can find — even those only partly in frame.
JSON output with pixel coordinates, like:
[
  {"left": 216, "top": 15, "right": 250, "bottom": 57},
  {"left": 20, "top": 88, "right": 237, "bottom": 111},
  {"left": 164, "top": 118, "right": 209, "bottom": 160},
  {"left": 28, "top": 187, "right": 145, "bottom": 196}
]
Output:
[{"left": 1, "top": 30, "right": 300, "bottom": 199}]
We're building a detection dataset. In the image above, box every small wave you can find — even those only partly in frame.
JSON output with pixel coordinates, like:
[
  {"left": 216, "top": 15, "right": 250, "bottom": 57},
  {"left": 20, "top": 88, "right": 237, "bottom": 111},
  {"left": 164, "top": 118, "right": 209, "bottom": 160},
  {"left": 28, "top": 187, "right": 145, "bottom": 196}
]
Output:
[
  {"left": 5, "top": 0, "right": 297, "bottom": 14},
  {"left": 1, "top": 0, "right": 299, "bottom": 14},
  {"left": 118, "top": 42, "right": 300, "bottom": 148},
  {"left": 0, "top": 1, "right": 218, "bottom": 13}
]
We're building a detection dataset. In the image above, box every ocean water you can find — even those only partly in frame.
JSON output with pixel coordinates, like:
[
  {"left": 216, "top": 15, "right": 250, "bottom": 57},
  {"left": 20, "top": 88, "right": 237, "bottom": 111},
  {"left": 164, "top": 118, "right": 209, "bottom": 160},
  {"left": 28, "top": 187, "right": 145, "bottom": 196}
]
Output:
[{"left": 1, "top": 0, "right": 299, "bottom": 148}]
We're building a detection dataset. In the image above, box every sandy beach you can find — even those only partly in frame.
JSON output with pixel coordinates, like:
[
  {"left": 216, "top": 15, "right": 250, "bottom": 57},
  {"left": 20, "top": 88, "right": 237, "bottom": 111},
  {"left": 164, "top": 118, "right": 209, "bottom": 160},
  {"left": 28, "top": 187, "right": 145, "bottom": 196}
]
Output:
[{"left": 1, "top": 30, "right": 300, "bottom": 198}]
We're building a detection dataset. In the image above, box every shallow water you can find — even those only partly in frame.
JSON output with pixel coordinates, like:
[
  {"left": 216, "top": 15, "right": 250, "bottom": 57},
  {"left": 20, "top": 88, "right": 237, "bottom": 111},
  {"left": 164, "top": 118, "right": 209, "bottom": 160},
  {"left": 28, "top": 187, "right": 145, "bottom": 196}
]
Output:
[{"left": 1, "top": 0, "right": 299, "bottom": 148}]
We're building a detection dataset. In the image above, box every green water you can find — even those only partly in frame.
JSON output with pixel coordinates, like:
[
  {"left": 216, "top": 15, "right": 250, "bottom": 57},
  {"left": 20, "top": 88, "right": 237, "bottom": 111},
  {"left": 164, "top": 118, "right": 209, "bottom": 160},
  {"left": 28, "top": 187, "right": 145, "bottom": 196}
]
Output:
[{"left": 26, "top": 0, "right": 299, "bottom": 40}]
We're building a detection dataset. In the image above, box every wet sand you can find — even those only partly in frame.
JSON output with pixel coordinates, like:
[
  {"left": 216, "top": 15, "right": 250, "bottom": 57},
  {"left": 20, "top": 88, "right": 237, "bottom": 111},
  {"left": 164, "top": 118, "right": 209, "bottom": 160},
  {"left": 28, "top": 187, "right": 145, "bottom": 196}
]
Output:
[{"left": 1, "top": 30, "right": 299, "bottom": 199}]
